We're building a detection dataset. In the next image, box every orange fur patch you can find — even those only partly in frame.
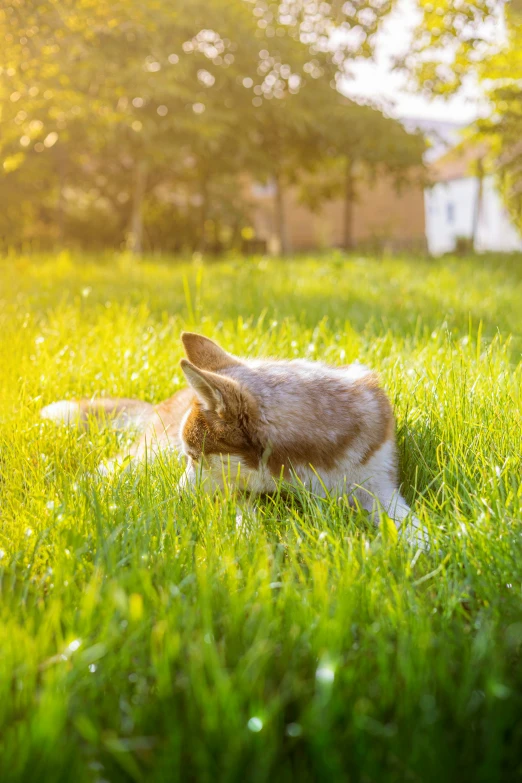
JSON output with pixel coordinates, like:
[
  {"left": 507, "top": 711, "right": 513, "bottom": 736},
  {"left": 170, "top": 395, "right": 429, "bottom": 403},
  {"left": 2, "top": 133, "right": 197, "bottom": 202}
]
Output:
[
  {"left": 181, "top": 399, "right": 262, "bottom": 470},
  {"left": 265, "top": 371, "right": 395, "bottom": 477}
]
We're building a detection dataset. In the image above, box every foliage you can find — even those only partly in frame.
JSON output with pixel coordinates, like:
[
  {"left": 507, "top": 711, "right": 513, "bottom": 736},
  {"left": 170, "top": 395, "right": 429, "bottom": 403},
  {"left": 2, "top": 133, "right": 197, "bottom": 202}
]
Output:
[
  {"left": 298, "top": 99, "right": 425, "bottom": 246},
  {"left": 403, "top": 1, "right": 522, "bottom": 233},
  {"left": 1, "top": 251, "right": 522, "bottom": 781},
  {"left": 404, "top": 0, "right": 504, "bottom": 96},
  {"left": 473, "top": 14, "right": 522, "bottom": 228}
]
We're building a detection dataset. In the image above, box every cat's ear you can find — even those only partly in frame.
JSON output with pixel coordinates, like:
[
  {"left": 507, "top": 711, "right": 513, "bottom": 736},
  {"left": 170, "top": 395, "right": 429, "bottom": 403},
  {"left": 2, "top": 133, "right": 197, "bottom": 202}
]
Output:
[
  {"left": 180, "top": 360, "right": 240, "bottom": 416},
  {"left": 181, "top": 332, "right": 242, "bottom": 371}
]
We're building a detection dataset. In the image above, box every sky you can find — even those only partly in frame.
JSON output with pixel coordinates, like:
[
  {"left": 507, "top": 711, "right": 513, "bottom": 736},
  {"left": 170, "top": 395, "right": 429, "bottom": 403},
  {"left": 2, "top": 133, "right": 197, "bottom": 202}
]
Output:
[{"left": 340, "top": 0, "right": 486, "bottom": 125}]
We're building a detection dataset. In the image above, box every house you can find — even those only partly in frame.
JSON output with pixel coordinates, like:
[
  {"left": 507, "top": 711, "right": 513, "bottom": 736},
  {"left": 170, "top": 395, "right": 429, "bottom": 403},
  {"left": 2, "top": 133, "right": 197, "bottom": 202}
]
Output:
[
  {"left": 248, "top": 164, "right": 427, "bottom": 254},
  {"left": 425, "top": 144, "right": 522, "bottom": 255}
]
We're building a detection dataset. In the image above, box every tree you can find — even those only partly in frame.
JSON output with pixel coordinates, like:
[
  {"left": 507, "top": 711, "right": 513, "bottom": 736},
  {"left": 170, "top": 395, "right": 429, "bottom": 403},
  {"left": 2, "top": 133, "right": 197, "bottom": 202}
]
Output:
[
  {"left": 0, "top": 0, "right": 420, "bottom": 252},
  {"left": 400, "top": 1, "right": 522, "bottom": 234},
  {"left": 402, "top": 0, "right": 505, "bottom": 96},
  {"left": 298, "top": 98, "right": 425, "bottom": 249}
]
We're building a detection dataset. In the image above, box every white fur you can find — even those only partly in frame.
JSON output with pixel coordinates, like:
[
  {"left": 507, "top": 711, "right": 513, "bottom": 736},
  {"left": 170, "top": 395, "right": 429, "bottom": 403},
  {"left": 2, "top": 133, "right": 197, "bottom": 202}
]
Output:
[
  {"left": 179, "top": 438, "right": 428, "bottom": 549},
  {"left": 271, "top": 439, "right": 427, "bottom": 549},
  {"left": 41, "top": 401, "right": 81, "bottom": 425},
  {"left": 350, "top": 440, "right": 429, "bottom": 549},
  {"left": 179, "top": 454, "right": 274, "bottom": 494}
]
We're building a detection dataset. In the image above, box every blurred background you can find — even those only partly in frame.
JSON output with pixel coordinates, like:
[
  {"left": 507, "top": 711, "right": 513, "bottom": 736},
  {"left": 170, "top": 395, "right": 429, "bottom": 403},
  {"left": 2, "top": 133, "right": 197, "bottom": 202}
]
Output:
[{"left": 1, "top": 0, "right": 521, "bottom": 257}]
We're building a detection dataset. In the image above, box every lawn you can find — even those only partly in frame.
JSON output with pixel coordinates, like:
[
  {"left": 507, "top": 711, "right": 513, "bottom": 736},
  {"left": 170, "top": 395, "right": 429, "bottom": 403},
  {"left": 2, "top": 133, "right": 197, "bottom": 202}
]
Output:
[{"left": 0, "top": 251, "right": 521, "bottom": 783}]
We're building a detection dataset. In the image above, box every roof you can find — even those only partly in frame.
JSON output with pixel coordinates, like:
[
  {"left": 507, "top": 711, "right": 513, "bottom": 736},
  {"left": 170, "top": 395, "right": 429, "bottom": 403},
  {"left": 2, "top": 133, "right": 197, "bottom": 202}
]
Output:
[{"left": 429, "top": 142, "right": 490, "bottom": 183}]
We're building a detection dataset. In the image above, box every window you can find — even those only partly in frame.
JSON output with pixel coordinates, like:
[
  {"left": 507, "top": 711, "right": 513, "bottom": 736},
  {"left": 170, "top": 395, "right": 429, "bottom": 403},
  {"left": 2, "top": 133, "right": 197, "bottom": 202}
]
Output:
[{"left": 447, "top": 202, "right": 455, "bottom": 224}]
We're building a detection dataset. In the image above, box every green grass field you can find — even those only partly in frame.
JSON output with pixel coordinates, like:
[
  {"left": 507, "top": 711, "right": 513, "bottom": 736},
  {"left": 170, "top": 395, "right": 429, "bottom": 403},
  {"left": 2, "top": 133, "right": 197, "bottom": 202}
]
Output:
[{"left": 1, "top": 251, "right": 521, "bottom": 782}]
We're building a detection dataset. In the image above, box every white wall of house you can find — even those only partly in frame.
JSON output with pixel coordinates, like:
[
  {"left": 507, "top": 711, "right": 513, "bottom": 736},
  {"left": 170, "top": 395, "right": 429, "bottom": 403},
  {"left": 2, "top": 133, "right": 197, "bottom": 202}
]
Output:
[{"left": 425, "top": 175, "right": 522, "bottom": 255}]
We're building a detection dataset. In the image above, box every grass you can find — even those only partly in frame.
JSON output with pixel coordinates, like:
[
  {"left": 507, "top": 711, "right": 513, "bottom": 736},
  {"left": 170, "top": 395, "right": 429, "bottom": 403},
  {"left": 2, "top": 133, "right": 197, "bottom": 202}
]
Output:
[{"left": 0, "top": 250, "right": 521, "bottom": 783}]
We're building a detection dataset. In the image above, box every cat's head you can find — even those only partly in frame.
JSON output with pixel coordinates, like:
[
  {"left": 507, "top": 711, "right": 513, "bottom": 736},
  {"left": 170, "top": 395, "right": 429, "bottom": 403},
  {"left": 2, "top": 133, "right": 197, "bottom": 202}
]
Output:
[{"left": 178, "top": 332, "right": 273, "bottom": 493}]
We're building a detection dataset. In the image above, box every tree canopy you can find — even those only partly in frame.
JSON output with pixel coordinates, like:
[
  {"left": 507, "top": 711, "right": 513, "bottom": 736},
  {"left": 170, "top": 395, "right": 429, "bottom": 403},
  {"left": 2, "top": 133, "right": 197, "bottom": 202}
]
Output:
[
  {"left": 0, "top": 0, "right": 424, "bottom": 252},
  {"left": 401, "top": 1, "right": 522, "bottom": 232}
]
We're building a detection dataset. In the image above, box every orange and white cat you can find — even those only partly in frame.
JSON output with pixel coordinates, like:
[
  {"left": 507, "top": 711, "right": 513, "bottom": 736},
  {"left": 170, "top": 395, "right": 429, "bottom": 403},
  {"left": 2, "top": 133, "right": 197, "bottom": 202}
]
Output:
[{"left": 42, "top": 332, "right": 427, "bottom": 547}]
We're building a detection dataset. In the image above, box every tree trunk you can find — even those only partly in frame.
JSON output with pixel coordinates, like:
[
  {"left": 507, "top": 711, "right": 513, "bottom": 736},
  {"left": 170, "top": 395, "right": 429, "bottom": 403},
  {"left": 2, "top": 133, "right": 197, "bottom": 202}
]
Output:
[
  {"left": 472, "top": 157, "right": 484, "bottom": 251},
  {"left": 274, "top": 170, "right": 289, "bottom": 256},
  {"left": 230, "top": 218, "right": 241, "bottom": 251},
  {"left": 57, "top": 145, "right": 66, "bottom": 245},
  {"left": 197, "top": 174, "right": 209, "bottom": 252},
  {"left": 344, "top": 158, "right": 354, "bottom": 251},
  {"left": 127, "top": 160, "right": 147, "bottom": 255}
]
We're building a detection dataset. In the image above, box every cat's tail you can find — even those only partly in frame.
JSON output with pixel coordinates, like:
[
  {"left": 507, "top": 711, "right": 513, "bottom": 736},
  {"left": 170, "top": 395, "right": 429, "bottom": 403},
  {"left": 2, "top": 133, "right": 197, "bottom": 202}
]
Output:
[{"left": 41, "top": 397, "right": 154, "bottom": 431}]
